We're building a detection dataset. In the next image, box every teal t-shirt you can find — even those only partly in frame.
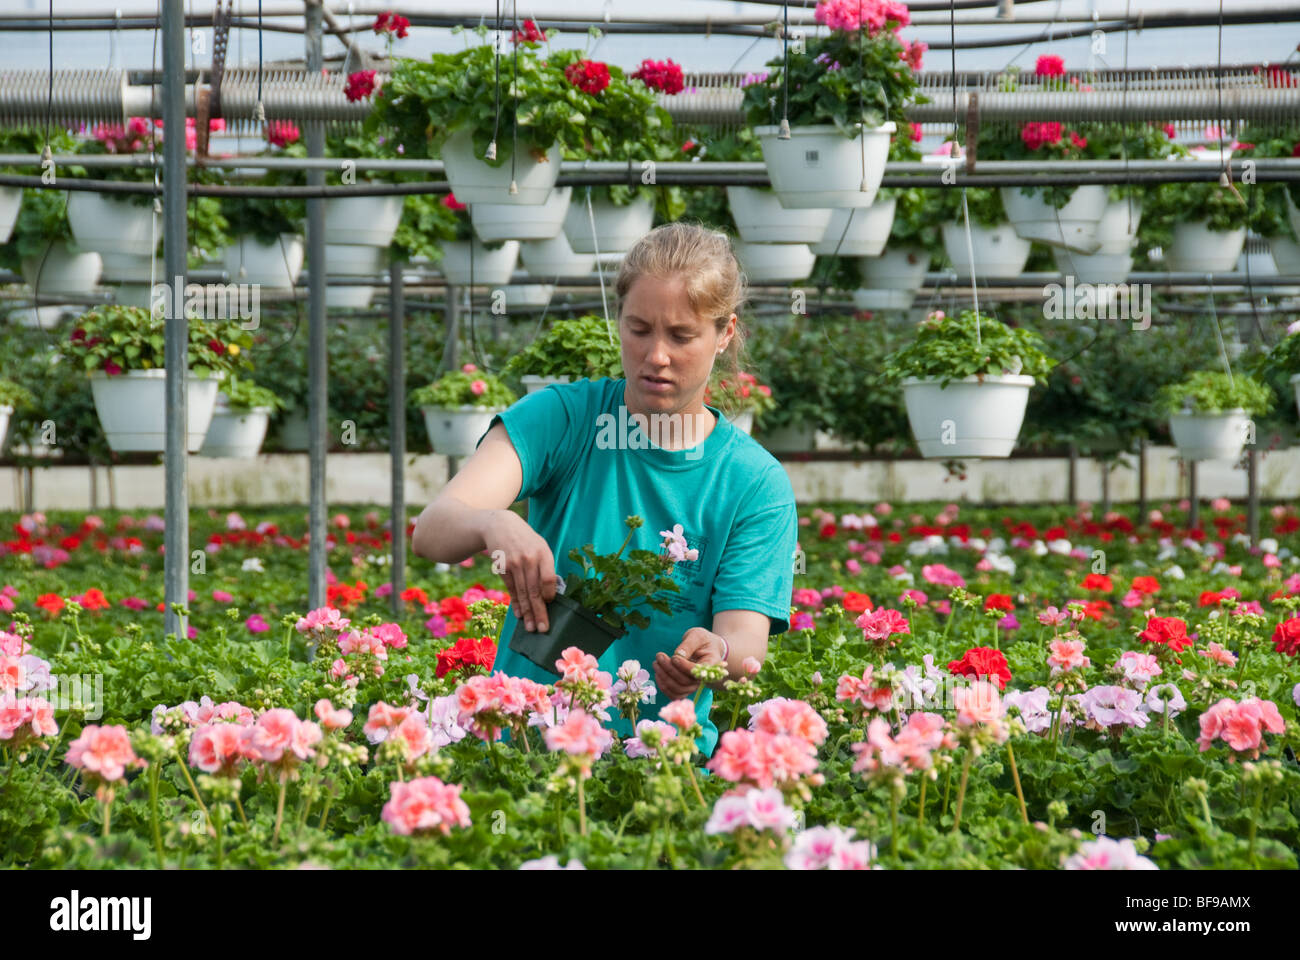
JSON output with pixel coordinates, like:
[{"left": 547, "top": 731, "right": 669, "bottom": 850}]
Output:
[{"left": 484, "top": 377, "right": 798, "bottom": 756}]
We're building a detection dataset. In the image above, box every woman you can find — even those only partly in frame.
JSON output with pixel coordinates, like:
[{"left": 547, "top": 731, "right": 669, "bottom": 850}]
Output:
[{"left": 411, "top": 222, "right": 798, "bottom": 755}]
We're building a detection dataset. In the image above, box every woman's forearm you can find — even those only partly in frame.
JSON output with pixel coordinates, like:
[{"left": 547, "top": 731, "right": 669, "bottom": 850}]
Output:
[{"left": 411, "top": 497, "right": 502, "bottom": 563}]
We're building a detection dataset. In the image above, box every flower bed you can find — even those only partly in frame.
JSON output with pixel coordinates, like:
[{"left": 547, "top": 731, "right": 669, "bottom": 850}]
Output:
[{"left": 2, "top": 499, "right": 1298, "bottom": 869}]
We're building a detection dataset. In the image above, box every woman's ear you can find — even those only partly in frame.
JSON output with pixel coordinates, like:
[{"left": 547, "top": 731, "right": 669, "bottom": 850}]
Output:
[{"left": 717, "top": 313, "right": 738, "bottom": 355}]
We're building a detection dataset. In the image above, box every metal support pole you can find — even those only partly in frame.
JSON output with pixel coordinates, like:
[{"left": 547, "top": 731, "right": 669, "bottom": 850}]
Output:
[
  {"left": 388, "top": 257, "right": 406, "bottom": 617},
  {"left": 306, "top": 1, "right": 328, "bottom": 611},
  {"left": 1247, "top": 446, "right": 1259, "bottom": 549},
  {"left": 1136, "top": 438, "right": 1147, "bottom": 523},
  {"left": 1100, "top": 460, "right": 1110, "bottom": 515},
  {"left": 1188, "top": 460, "right": 1199, "bottom": 530},
  {"left": 162, "top": 0, "right": 189, "bottom": 642},
  {"left": 444, "top": 283, "right": 460, "bottom": 479},
  {"left": 1067, "top": 444, "right": 1077, "bottom": 507}
]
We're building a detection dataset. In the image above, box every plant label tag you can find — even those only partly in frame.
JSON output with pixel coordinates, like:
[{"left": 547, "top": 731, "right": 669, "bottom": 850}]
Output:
[{"left": 804, "top": 149, "right": 820, "bottom": 167}]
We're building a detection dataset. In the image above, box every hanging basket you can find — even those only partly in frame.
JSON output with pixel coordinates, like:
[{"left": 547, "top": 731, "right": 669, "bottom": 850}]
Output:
[
  {"left": 733, "top": 240, "right": 816, "bottom": 283},
  {"left": 222, "top": 234, "right": 305, "bottom": 291},
  {"left": 756, "top": 420, "right": 817, "bottom": 452},
  {"left": 519, "top": 231, "right": 596, "bottom": 278},
  {"left": 471, "top": 186, "right": 572, "bottom": 242},
  {"left": 89, "top": 369, "right": 220, "bottom": 453},
  {"left": 421, "top": 405, "right": 503, "bottom": 457},
  {"left": 753, "top": 122, "right": 895, "bottom": 209},
  {"left": 1052, "top": 247, "right": 1133, "bottom": 286},
  {"left": 21, "top": 241, "right": 102, "bottom": 297},
  {"left": 942, "top": 221, "right": 1031, "bottom": 279},
  {"left": 0, "top": 186, "right": 21, "bottom": 244},
  {"left": 854, "top": 245, "right": 928, "bottom": 309},
  {"left": 1093, "top": 198, "right": 1143, "bottom": 254},
  {"left": 726, "top": 187, "right": 831, "bottom": 244},
  {"left": 502, "top": 284, "right": 555, "bottom": 308},
  {"left": 562, "top": 194, "right": 655, "bottom": 254},
  {"left": 508, "top": 592, "right": 625, "bottom": 672},
  {"left": 440, "top": 126, "right": 561, "bottom": 205},
  {"left": 1001, "top": 185, "right": 1108, "bottom": 253},
  {"left": 520, "top": 375, "right": 571, "bottom": 395},
  {"left": 1169, "top": 410, "right": 1250, "bottom": 461},
  {"left": 810, "top": 199, "right": 897, "bottom": 256},
  {"left": 199, "top": 405, "right": 272, "bottom": 458},
  {"left": 0, "top": 404, "right": 11, "bottom": 455},
  {"left": 1291, "top": 374, "right": 1300, "bottom": 420},
  {"left": 67, "top": 191, "right": 159, "bottom": 257},
  {"left": 728, "top": 410, "right": 754, "bottom": 435},
  {"left": 323, "top": 195, "right": 404, "bottom": 247},
  {"left": 901, "top": 374, "right": 1035, "bottom": 459},
  {"left": 1270, "top": 236, "right": 1300, "bottom": 278},
  {"left": 438, "top": 240, "right": 519, "bottom": 285},
  {"left": 1165, "top": 221, "right": 1246, "bottom": 274},
  {"left": 325, "top": 244, "right": 387, "bottom": 309}
]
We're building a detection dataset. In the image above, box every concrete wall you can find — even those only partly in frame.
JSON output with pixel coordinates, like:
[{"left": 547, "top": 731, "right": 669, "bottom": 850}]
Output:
[{"left": 3, "top": 445, "right": 1296, "bottom": 511}]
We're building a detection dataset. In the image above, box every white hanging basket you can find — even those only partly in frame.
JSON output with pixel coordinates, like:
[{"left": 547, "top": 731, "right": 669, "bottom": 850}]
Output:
[
  {"left": 519, "top": 231, "right": 596, "bottom": 278},
  {"left": 810, "top": 199, "right": 897, "bottom": 256},
  {"left": 1165, "top": 221, "right": 1246, "bottom": 273},
  {"left": 1093, "top": 198, "right": 1143, "bottom": 254},
  {"left": 726, "top": 187, "right": 832, "bottom": 244},
  {"left": 502, "top": 284, "right": 555, "bottom": 308},
  {"left": 756, "top": 421, "right": 816, "bottom": 453},
  {"left": 1291, "top": 374, "right": 1300, "bottom": 420},
  {"left": 222, "top": 234, "right": 305, "bottom": 290},
  {"left": 733, "top": 240, "right": 816, "bottom": 283},
  {"left": 727, "top": 410, "right": 754, "bottom": 435},
  {"left": 1169, "top": 409, "right": 1250, "bottom": 461},
  {"left": 1286, "top": 190, "right": 1300, "bottom": 241},
  {"left": 8, "top": 306, "right": 69, "bottom": 329},
  {"left": 521, "top": 375, "right": 570, "bottom": 395},
  {"left": 67, "top": 191, "right": 159, "bottom": 257},
  {"left": 325, "top": 243, "right": 387, "bottom": 308},
  {"left": 0, "top": 404, "right": 11, "bottom": 455},
  {"left": 1052, "top": 247, "right": 1134, "bottom": 286},
  {"left": 853, "top": 245, "right": 928, "bottom": 308},
  {"left": 753, "top": 122, "right": 895, "bottom": 209},
  {"left": 278, "top": 408, "right": 310, "bottom": 451},
  {"left": 89, "top": 369, "right": 220, "bottom": 453},
  {"left": 901, "top": 375, "right": 1035, "bottom": 459},
  {"left": 421, "top": 405, "right": 504, "bottom": 457},
  {"left": 471, "top": 186, "right": 571, "bottom": 242},
  {"left": 0, "top": 186, "right": 22, "bottom": 244},
  {"left": 1001, "top": 184, "right": 1108, "bottom": 253},
  {"left": 439, "top": 240, "right": 519, "bottom": 285},
  {"left": 942, "top": 221, "right": 1031, "bottom": 279},
  {"left": 199, "top": 405, "right": 272, "bottom": 458},
  {"left": 562, "top": 194, "right": 655, "bottom": 254},
  {"left": 1270, "top": 236, "right": 1300, "bottom": 276},
  {"left": 440, "top": 126, "right": 561, "bottom": 205},
  {"left": 323, "top": 194, "right": 404, "bottom": 247},
  {"left": 21, "top": 241, "right": 102, "bottom": 296}
]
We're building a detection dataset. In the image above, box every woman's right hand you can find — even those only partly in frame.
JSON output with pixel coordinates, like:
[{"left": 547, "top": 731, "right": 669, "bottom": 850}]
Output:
[{"left": 481, "top": 509, "right": 559, "bottom": 633}]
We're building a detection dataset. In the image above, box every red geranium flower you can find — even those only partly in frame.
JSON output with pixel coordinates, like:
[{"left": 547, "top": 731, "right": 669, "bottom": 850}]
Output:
[
  {"left": 819, "top": 522, "right": 837, "bottom": 539},
  {"left": 1069, "top": 130, "right": 1087, "bottom": 150},
  {"left": 564, "top": 59, "right": 611, "bottom": 96},
  {"left": 1138, "top": 616, "right": 1192, "bottom": 652},
  {"left": 401, "top": 586, "right": 429, "bottom": 607},
  {"left": 103, "top": 360, "right": 123, "bottom": 376},
  {"left": 511, "top": 18, "right": 545, "bottom": 44},
  {"left": 1130, "top": 575, "right": 1161, "bottom": 595},
  {"left": 1080, "top": 573, "right": 1112, "bottom": 592},
  {"left": 266, "top": 121, "right": 300, "bottom": 148},
  {"left": 1273, "top": 617, "right": 1300, "bottom": 657},
  {"left": 441, "top": 192, "right": 467, "bottom": 211},
  {"left": 345, "top": 70, "right": 377, "bottom": 102},
  {"left": 1021, "top": 121, "right": 1064, "bottom": 151},
  {"left": 1199, "top": 591, "right": 1224, "bottom": 607},
  {"left": 630, "top": 58, "right": 684, "bottom": 95},
  {"left": 35, "top": 593, "right": 65, "bottom": 616},
  {"left": 435, "top": 636, "right": 497, "bottom": 678},
  {"left": 373, "top": 12, "right": 409, "bottom": 39},
  {"left": 984, "top": 593, "right": 1014, "bottom": 612},
  {"left": 947, "top": 646, "right": 1012, "bottom": 690},
  {"left": 842, "top": 591, "right": 873, "bottom": 613},
  {"left": 208, "top": 339, "right": 225, "bottom": 354},
  {"left": 1035, "top": 54, "right": 1066, "bottom": 76}
]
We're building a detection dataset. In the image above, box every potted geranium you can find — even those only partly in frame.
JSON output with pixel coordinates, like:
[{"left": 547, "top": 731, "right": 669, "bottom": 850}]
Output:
[
  {"left": 68, "top": 120, "right": 162, "bottom": 264},
  {"left": 437, "top": 192, "right": 519, "bottom": 285},
  {"left": 1249, "top": 328, "right": 1300, "bottom": 419},
  {"left": 1235, "top": 127, "right": 1300, "bottom": 276},
  {"left": 501, "top": 315, "right": 624, "bottom": 393},
  {"left": 741, "top": 0, "right": 923, "bottom": 208},
  {"left": 884, "top": 308, "right": 1056, "bottom": 458},
  {"left": 64, "top": 305, "right": 254, "bottom": 453},
  {"left": 199, "top": 375, "right": 283, "bottom": 458},
  {"left": 219, "top": 124, "right": 306, "bottom": 290},
  {"left": 508, "top": 515, "right": 681, "bottom": 670},
  {"left": 1156, "top": 371, "right": 1274, "bottom": 462},
  {"left": 0, "top": 379, "right": 33, "bottom": 453},
  {"left": 411, "top": 362, "right": 517, "bottom": 457},
  {"left": 704, "top": 370, "right": 775, "bottom": 436}
]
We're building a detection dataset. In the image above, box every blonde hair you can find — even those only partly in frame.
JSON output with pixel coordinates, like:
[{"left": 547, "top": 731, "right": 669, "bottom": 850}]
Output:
[{"left": 614, "top": 220, "right": 749, "bottom": 376}]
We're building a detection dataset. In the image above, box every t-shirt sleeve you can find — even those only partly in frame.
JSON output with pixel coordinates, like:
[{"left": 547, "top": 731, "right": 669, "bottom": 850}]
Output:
[
  {"left": 710, "top": 464, "right": 798, "bottom": 635},
  {"left": 485, "top": 384, "right": 590, "bottom": 502}
]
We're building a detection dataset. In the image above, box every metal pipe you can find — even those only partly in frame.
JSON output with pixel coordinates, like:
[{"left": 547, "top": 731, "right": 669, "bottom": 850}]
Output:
[
  {"left": 388, "top": 255, "right": 406, "bottom": 616},
  {"left": 306, "top": 0, "right": 328, "bottom": 613},
  {"left": 162, "top": 0, "right": 189, "bottom": 644}
]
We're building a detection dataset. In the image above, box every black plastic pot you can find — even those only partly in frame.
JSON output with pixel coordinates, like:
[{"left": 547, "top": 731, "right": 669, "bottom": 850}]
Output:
[{"left": 507, "top": 593, "right": 625, "bottom": 673}]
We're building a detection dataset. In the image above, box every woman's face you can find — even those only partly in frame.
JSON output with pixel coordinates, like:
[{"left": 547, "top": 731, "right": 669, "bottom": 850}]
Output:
[{"left": 619, "top": 274, "right": 735, "bottom": 417}]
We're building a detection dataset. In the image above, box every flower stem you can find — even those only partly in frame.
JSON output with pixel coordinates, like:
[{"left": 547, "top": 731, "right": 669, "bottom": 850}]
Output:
[
  {"left": 37, "top": 724, "right": 67, "bottom": 777},
  {"left": 1006, "top": 741, "right": 1028, "bottom": 823},
  {"left": 1247, "top": 781, "right": 1263, "bottom": 868},
  {"left": 941, "top": 758, "right": 954, "bottom": 818},
  {"left": 233, "top": 791, "right": 249, "bottom": 828},
  {"left": 100, "top": 787, "right": 114, "bottom": 839},
  {"left": 213, "top": 804, "right": 224, "bottom": 869},
  {"left": 728, "top": 699, "right": 741, "bottom": 733},
  {"left": 889, "top": 789, "right": 899, "bottom": 860},
  {"left": 577, "top": 775, "right": 587, "bottom": 837},
  {"left": 917, "top": 777, "right": 927, "bottom": 826},
  {"left": 950, "top": 750, "right": 973, "bottom": 833},
  {"left": 317, "top": 782, "right": 336, "bottom": 832},
  {"left": 148, "top": 764, "right": 164, "bottom": 864},
  {"left": 684, "top": 761, "right": 707, "bottom": 808},
  {"left": 272, "top": 772, "right": 288, "bottom": 845},
  {"left": 175, "top": 745, "right": 211, "bottom": 823}
]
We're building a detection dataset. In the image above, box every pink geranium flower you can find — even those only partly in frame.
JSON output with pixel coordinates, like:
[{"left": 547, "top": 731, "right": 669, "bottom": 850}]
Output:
[
  {"left": 381, "top": 776, "right": 472, "bottom": 836},
  {"left": 65, "top": 724, "right": 145, "bottom": 783}
]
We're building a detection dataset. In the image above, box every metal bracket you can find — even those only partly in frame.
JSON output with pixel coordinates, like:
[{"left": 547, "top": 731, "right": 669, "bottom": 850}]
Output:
[
  {"left": 965, "top": 91, "right": 979, "bottom": 174},
  {"left": 209, "top": 0, "right": 232, "bottom": 120}
]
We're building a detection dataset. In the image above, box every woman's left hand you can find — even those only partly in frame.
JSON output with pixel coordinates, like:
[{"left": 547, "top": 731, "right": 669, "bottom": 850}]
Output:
[{"left": 654, "top": 627, "right": 726, "bottom": 700}]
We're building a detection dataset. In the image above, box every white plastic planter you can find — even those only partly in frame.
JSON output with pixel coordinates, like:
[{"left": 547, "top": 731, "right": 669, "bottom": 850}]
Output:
[
  {"left": 0, "top": 186, "right": 21, "bottom": 243},
  {"left": 521, "top": 375, "right": 570, "bottom": 395},
  {"left": 325, "top": 243, "right": 387, "bottom": 309},
  {"left": 1001, "top": 185, "right": 1108, "bottom": 253},
  {"left": 440, "top": 127, "right": 561, "bottom": 205},
  {"left": 901, "top": 375, "right": 1036, "bottom": 459},
  {"left": 278, "top": 409, "right": 310, "bottom": 451},
  {"left": 733, "top": 240, "right": 816, "bottom": 283},
  {"left": 753, "top": 122, "right": 895, "bottom": 209},
  {"left": 519, "top": 232, "right": 596, "bottom": 278},
  {"left": 89, "top": 369, "right": 219, "bottom": 453},
  {"left": 21, "top": 241, "right": 102, "bottom": 296},
  {"left": 1093, "top": 199, "right": 1143, "bottom": 254},
  {"left": 471, "top": 186, "right": 571, "bottom": 242},
  {"left": 1165, "top": 221, "right": 1246, "bottom": 274},
  {"left": 99, "top": 251, "right": 156, "bottom": 283},
  {"left": 562, "top": 194, "right": 655, "bottom": 254},
  {"left": 810, "top": 199, "right": 897, "bottom": 257},
  {"left": 67, "top": 191, "right": 159, "bottom": 257},
  {"left": 1291, "top": 374, "right": 1300, "bottom": 420},
  {"left": 726, "top": 187, "right": 831, "bottom": 244},
  {"left": 728, "top": 410, "right": 754, "bottom": 435},
  {"left": 9, "top": 306, "right": 68, "bottom": 329},
  {"left": 421, "top": 405, "right": 503, "bottom": 457},
  {"left": 502, "top": 284, "right": 555, "bottom": 308},
  {"left": 0, "top": 404, "right": 11, "bottom": 454},
  {"left": 439, "top": 240, "right": 519, "bottom": 285},
  {"left": 222, "top": 234, "right": 305, "bottom": 290},
  {"left": 323, "top": 195, "right": 404, "bottom": 246},
  {"left": 756, "top": 421, "right": 816, "bottom": 453},
  {"left": 854, "top": 245, "right": 928, "bottom": 308},
  {"left": 200, "top": 405, "right": 272, "bottom": 458},
  {"left": 1052, "top": 247, "right": 1133, "bottom": 286},
  {"left": 1286, "top": 191, "right": 1300, "bottom": 242},
  {"left": 942, "top": 221, "right": 1031, "bottom": 279},
  {"left": 1169, "top": 409, "right": 1250, "bottom": 461},
  {"left": 1271, "top": 236, "right": 1300, "bottom": 275}
]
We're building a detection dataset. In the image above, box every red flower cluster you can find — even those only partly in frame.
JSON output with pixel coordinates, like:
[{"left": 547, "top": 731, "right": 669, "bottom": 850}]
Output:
[
  {"left": 1035, "top": 54, "right": 1065, "bottom": 77},
  {"left": 1020, "top": 121, "right": 1063, "bottom": 150},
  {"left": 983, "top": 593, "right": 1014, "bottom": 612},
  {"left": 435, "top": 636, "right": 497, "bottom": 679},
  {"left": 400, "top": 586, "right": 429, "bottom": 607},
  {"left": 631, "top": 58, "right": 684, "bottom": 95},
  {"left": 564, "top": 59, "right": 611, "bottom": 96},
  {"left": 1130, "top": 575, "right": 1161, "bottom": 595},
  {"left": 442, "top": 192, "right": 467, "bottom": 212},
  {"left": 1138, "top": 616, "right": 1192, "bottom": 653},
  {"left": 511, "top": 19, "right": 545, "bottom": 44},
  {"left": 345, "top": 70, "right": 377, "bottom": 102},
  {"left": 266, "top": 121, "right": 300, "bottom": 148},
  {"left": 1081, "top": 573, "right": 1112, "bottom": 592},
  {"left": 327, "top": 579, "right": 368, "bottom": 610},
  {"left": 842, "top": 591, "right": 873, "bottom": 613},
  {"left": 947, "top": 646, "right": 1012, "bottom": 690},
  {"left": 373, "top": 11, "right": 410, "bottom": 38},
  {"left": 1274, "top": 617, "right": 1300, "bottom": 657}
]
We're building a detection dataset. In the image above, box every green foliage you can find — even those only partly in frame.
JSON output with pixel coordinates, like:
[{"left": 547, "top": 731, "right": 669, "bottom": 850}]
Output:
[
  {"left": 65, "top": 305, "right": 255, "bottom": 380},
  {"left": 411, "top": 366, "right": 517, "bottom": 408},
  {"left": 562, "top": 516, "right": 679, "bottom": 632},
  {"left": 500, "top": 315, "right": 624, "bottom": 382},
  {"left": 221, "top": 375, "right": 284, "bottom": 412},
  {"left": 389, "top": 192, "right": 457, "bottom": 262},
  {"left": 0, "top": 379, "right": 34, "bottom": 408},
  {"left": 884, "top": 308, "right": 1057, "bottom": 386},
  {"left": 218, "top": 142, "right": 306, "bottom": 246},
  {"left": 1155, "top": 370, "right": 1275, "bottom": 416},
  {"left": 704, "top": 370, "right": 775, "bottom": 420}
]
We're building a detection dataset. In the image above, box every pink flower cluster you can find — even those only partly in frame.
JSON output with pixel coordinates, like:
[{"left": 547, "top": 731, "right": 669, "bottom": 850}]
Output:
[
  {"left": 814, "top": 0, "right": 911, "bottom": 35},
  {"left": 381, "top": 776, "right": 472, "bottom": 836},
  {"left": 151, "top": 695, "right": 255, "bottom": 734},
  {"left": 851, "top": 711, "right": 949, "bottom": 775},
  {"left": 704, "top": 787, "right": 798, "bottom": 834},
  {"left": 1047, "top": 638, "right": 1090, "bottom": 676},
  {"left": 953, "top": 680, "right": 1008, "bottom": 739},
  {"left": 785, "top": 824, "right": 877, "bottom": 870},
  {"left": 0, "top": 695, "right": 57, "bottom": 747},
  {"left": 1197, "top": 697, "right": 1285, "bottom": 758},
  {"left": 856, "top": 607, "right": 910, "bottom": 644},
  {"left": 921, "top": 563, "right": 965, "bottom": 588},
  {"left": 836, "top": 665, "right": 895, "bottom": 711},
  {"left": 65, "top": 724, "right": 146, "bottom": 784},
  {"left": 456, "top": 672, "right": 553, "bottom": 742},
  {"left": 363, "top": 701, "right": 434, "bottom": 763},
  {"left": 246, "top": 708, "right": 322, "bottom": 770},
  {"left": 1064, "top": 836, "right": 1157, "bottom": 870},
  {"left": 1113, "top": 650, "right": 1162, "bottom": 688},
  {"left": 708, "top": 698, "right": 826, "bottom": 791},
  {"left": 296, "top": 606, "right": 351, "bottom": 637},
  {"left": 543, "top": 709, "right": 613, "bottom": 775}
]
